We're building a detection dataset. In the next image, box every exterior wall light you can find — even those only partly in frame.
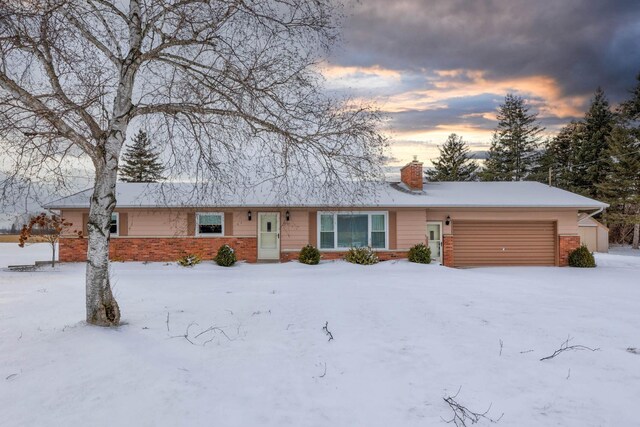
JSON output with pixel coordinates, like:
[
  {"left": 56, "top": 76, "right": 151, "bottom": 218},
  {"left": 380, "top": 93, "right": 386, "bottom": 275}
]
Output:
[
  {"left": 445, "top": 215, "right": 451, "bottom": 226},
  {"left": 285, "top": 210, "right": 290, "bottom": 221},
  {"left": 247, "top": 211, "right": 252, "bottom": 221}
]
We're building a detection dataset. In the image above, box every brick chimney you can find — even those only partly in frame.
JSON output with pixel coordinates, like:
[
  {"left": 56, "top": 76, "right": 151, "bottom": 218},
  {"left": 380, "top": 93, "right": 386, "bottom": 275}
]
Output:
[{"left": 400, "top": 156, "right": 424, "bottom": 191}]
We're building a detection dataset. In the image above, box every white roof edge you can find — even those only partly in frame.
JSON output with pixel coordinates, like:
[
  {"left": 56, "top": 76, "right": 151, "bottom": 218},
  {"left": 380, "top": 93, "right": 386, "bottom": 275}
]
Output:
[
  {"left": 42, "top": 181, "right": 609, "bottom": 210},
  {"left": 46, "top": 203, "right": 608, "bottom": 209}
]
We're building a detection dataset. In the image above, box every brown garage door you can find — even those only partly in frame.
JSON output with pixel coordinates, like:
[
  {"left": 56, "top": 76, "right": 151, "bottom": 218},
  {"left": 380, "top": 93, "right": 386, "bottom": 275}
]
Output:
[{"left": 453, "top": 221, "right": 557, "bottom": 267}]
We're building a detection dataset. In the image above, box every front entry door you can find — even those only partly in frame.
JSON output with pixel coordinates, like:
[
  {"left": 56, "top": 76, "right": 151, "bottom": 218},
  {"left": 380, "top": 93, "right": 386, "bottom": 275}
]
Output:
[
  {"left": 258, "top": 212, "right": 280, "bottom": 260},
  {"left": 427, "top": 222, "right": 442, "bottom": 260}
]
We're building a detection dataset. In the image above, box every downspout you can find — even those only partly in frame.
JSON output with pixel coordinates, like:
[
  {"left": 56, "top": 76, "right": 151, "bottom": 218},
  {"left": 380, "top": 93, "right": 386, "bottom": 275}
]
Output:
[{"left": 583, "top": 207, "right": 604, "bottom": 220}]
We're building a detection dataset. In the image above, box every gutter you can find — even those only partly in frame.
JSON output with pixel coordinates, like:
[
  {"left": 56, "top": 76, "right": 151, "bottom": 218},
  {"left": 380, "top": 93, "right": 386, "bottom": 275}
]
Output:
[{"left": 582, "top": 207, "right": 604, "bottom": 221}]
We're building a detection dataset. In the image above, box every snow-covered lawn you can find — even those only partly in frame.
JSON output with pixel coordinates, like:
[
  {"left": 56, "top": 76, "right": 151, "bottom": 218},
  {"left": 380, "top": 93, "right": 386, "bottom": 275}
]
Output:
[
  {"left": 0, "top": 242, "right": 56, "bottom": 269},
  {"left": 609, "top": 244, "right": 640, "bottom": 257},
  {"left": 1, "top": 244, "right": 639, "bottom": 427}
]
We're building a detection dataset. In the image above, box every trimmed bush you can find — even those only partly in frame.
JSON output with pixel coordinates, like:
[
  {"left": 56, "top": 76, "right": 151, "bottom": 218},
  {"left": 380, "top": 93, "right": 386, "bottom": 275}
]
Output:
[
  {"left": 408, "top": 243, "right": 431, "bottom": 264},
  {"left": 568, "top": 245, "right": 596, "bottom": 268},
  {"left": 344, "top": 246, "right": 379, "bottom": 265},
  {"left": 215, "top": 244, "right": 237, "bottom": 267},
  {"left": 298, "top": 244, "right": 321, "bottom": 265},
  {"left": 177, "top": 253, "right": 201, "bottom": 267}
]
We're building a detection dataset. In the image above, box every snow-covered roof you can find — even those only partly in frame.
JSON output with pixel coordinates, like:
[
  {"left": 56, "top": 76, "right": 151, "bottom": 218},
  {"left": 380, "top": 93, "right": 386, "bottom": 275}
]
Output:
[{"left": 44, "top": 181, "right": 608, "bottom": 210}]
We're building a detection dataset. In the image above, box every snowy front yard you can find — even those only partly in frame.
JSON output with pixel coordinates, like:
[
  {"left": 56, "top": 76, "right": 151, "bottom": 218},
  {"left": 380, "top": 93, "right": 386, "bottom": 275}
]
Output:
[{"left": 1, "top": 244, "right": 639, "bottom": 427}]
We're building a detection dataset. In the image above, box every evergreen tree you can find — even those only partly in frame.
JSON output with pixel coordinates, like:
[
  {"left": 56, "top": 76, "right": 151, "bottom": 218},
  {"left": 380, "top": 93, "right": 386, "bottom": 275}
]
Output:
[
  {"left": 534, "top": 121, "right": 582, "bottom": 189},
  {"left": 481, "top": 94, "right": 543, "bottom": 181},
  {"left": 481, "top": 132, "right": 506, "bottom": 181},
  {"left": 614, "top": 73, "right": 640, "bottom": 248},
  {"left": 620, "top": 73, "right": 640, "bottom": 124},
  {"left": 119, "top": 130, "right": 165, "bottom": 183},
  {"left": 426, "top": 133, "right": 479, "bottom": 181},
  {"left": 596, "top": 126, "right": 640, "bottom": 248},
  {"left": 572, "top": 88, "right": 614, "bottom": 197}
]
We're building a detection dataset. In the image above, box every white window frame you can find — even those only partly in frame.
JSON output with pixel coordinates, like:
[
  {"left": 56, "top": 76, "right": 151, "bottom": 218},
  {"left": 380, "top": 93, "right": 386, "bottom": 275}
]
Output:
[
  {"left": 195, "top": 212, "right": 225, "bottom": 237},
  {"left": 317, "top": 211, "right": 388, "bottom": 250},
  {"left": 110, "top": 212, "right": 119, "bottom": 237}
]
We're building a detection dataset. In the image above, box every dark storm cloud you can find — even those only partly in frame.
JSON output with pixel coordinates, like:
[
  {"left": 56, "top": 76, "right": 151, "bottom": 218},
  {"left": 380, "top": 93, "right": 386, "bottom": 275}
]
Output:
[
  {"left": 336, "top": 0, "right": 640, "bottom": 100},
  {"left": 390, "top": 94, "right": 498, "bottom": 133}
]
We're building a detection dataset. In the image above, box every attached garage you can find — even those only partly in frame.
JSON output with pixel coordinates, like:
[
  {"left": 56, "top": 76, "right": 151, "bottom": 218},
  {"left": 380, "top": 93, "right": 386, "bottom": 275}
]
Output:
[{"left": 453, "top": 221, "right": 557, "bottom": 267}]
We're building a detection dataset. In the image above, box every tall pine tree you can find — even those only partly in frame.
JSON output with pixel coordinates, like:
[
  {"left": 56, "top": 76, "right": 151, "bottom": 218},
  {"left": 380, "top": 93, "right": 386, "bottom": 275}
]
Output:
[
  {"left": 481, "top": 94, "right": 543, "bottom": 181},
  {"left": 119, "top": 130, "right": 165, "bottom": 183},
  {"left": 621, "top": 73, "right": 640, "bottom": 126},
  {"left": 572, "top": 88, "right": 614, "bottom": 197},
  {"left": 596, "top": 125, "right": 640, "bottom": 248},
  {"left": 534, "top": 121, "right": 582, "bottom": 189},
  {"left": 615, "top": 73, "right": 640, "bottom": 248},
  {"left": 426, "top": 134, "right": 479, "bottom": 181}
]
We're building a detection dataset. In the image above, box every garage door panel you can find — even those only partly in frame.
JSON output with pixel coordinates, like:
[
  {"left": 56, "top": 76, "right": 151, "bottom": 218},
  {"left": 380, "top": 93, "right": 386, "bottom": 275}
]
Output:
[{"left": 453, "top": 221, "right": 556, "bottom": 267}]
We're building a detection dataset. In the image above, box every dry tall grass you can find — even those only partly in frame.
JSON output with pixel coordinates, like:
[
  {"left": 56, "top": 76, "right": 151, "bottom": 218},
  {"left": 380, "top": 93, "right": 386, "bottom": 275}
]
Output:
[{"left": 0, "top": 235, "right": 47, "bottom": 243}]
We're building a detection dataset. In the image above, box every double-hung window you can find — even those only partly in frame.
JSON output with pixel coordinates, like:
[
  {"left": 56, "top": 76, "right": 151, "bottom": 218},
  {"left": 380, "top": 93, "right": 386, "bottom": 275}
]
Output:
[
  {"left": 196, "top": 212, "right": 224, "bottom": 236},
  {"left": 110, "top": 213, "right": 119, "bottom": 236},
  {"left": 318, "top": 212, "right": 387, "bottom": 250}
]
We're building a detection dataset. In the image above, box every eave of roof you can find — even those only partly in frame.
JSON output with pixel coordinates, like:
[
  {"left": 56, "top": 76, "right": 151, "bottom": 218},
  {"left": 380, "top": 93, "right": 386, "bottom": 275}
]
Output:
[{"left": 43, "top": 181, "right": 609, "bottom": 210}]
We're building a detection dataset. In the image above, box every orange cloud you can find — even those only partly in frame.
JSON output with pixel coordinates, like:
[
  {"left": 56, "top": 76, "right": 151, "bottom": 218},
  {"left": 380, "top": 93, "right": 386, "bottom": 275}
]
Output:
[{"left": 321, "top": 65, "right": 587, "bottom": 166}]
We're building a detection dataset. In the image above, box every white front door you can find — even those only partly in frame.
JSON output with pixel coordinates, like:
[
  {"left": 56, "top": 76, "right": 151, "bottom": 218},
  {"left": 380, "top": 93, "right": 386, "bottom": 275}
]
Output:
[
  {"left": 427, "top": 222, "right": 442, "bottom": 260},
  {"left": 258, "top": 212, "right": 280, "bottom": 260}
]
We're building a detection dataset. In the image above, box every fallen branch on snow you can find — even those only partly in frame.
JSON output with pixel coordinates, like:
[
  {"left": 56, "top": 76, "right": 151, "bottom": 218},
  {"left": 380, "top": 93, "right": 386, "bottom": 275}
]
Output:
[
  {"left": 323, "top": 321, "right": 334, "bottom": 342},
  {"left": 314, "top": 362, "right": 327, "bottom": 379},
  {"left": 540, "top": 336, "right": 599, "bottom": 361},
  {"left": 442, "top": 387, "right": 503, "bottom": 426},
  {"left": 195, "top": 325, "right": 234, "bottom": 345},
  {"left": 169, "top": 321, "right": 198, "bottom": 345},
  {"left": 168, "top": 321, "right": 237, "bottom": 346}
]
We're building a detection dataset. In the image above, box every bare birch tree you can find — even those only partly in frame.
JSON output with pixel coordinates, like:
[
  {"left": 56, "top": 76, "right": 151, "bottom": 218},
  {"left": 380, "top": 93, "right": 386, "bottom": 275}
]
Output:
[{"left": 0, "top": 0, "right": 386, "bottom": 326}]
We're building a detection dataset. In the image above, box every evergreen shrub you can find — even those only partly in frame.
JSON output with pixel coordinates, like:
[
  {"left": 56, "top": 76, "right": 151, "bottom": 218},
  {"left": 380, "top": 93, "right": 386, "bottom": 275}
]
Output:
[
  {"left": 408, "top": 243, "right": 431, "bottom": 264},
  {"left": 215, "top": 244, "right": 237, "bottom": 267},
  {"left": 298, "top": 244, "right": 321, "bottom": 265},
  {"left": 344, "top": 247, "right": 379, "bottom": 265},
  {"left": 568, "top": 245, "right": 596, "bottom": 268}
]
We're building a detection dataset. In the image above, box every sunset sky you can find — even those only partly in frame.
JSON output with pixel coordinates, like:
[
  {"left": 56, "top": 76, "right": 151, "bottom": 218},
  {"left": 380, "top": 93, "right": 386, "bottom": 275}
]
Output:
[{"left": 323, "top": 0, "right": 640, "bottom": 166}]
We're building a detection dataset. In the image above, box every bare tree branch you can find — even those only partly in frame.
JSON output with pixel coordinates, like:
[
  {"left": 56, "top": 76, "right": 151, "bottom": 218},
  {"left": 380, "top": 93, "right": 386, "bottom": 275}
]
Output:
[
  {"left": 540, "top": 336, "right": 600, "bottom": 361},
  {"left": 0, "top": 0, "right": 386, "bottom": 327},
  {"left": 442, "top": 387, "right": 504, "bottom": 427}
]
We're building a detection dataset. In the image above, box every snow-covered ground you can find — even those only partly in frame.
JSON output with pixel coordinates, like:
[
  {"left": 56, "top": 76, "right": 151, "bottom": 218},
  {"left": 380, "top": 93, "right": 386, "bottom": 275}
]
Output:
[
  {"left": 1, "top": 243, "right": 639, "bottom": 427},
  {"left": 0, "top": 242, "right": 56, "bottom": 268},
  {"left": 609, "top": 244, "right": 640, "bottom": 257}
]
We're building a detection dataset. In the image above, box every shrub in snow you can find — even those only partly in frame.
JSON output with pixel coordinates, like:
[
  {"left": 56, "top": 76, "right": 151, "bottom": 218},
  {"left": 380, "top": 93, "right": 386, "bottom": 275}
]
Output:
[
  {"left": 215, "top": 244, "right": 236, "bottom": 267},
  {"left": 177, "top": 253, "right": 201, "bottom": 267},
  {"left": 408, "top": 243, "right": 431, "bottom": 264},
  {"left": 568, "top": 245, "right": 596, "bottom": 268},
  {"left": 298, "top": 244, "right": 321, "bottom": 265},
  {"left": 344, "top": 247, "right": 379, "bottom": 265}
]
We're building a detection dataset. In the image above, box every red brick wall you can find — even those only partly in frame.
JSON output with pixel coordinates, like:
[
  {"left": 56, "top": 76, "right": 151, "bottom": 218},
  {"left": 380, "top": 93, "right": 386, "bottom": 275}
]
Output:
[
  {"left": 280, "top": 250, "right": 410, "bottom": 262},
  {"left": 400, "top": 160, "right": 424, "bottom": 191},
  {"left": 558, "top": 235, "right": 581, "bottom": 266},
  {"left": 59, "top": 237, "right": 257, "bottom": 263},
  {"left": 442, "top": 235, "right": 454, "bottom": 267}
]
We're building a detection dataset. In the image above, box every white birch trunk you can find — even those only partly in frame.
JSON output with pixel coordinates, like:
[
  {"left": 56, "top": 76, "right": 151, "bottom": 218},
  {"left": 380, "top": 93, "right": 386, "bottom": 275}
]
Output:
[
  {"left": 84, "top": 64, "right": 134, "bottom": 325},
  {"left": 85, "top": 141, "right": 121, "bottom": 325},
  {"left": 633, "top": 223, "right": 639, "bottom": 250},
  {"left": 84, "top": 0, "right": 140, "bottom": 326}
]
